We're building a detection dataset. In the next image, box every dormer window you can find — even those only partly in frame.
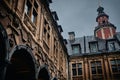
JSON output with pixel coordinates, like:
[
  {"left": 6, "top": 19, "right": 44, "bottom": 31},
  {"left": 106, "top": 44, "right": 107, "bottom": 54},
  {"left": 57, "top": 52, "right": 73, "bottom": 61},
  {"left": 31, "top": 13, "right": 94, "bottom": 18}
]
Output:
[
  {"left": 68, "top": 32, "right": 75, "bottom": 41},
  {"left": 72, "top": 44, "right": 81, "bottom": 54},
  {"left": 89, "top": 41, "right": 98, "bottom": 53},
  {"left": 107, "top": 40, "right": 116, "bottom": 51}
]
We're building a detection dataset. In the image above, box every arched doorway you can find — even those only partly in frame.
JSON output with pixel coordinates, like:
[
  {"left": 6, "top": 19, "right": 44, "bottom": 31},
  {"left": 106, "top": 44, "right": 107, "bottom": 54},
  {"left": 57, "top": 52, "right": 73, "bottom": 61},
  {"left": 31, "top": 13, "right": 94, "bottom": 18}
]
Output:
[
  {"left": 38, "top": 66, "right": 50, "bottom": 80},
  {"left": 5, "top": 45, "right": 37, "bottom": 80},
  {"left": 0, "top": 24, "right": 9, "bottom": 80}
]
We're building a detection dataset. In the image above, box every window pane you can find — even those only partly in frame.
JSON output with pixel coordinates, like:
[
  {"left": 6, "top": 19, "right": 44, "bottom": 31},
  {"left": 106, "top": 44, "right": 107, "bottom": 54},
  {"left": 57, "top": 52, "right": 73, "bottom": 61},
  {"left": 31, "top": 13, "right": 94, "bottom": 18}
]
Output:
[
  {"left": 25, "top": 4, "right": 28, "bottom": 14},
  {"left": 96, "top": 61, "right": 101, "bottom": 66},
  {"left": 34, "top": 1, "right": 38, "bottom": 9},
  {"left": 25, "top": 0, "right": 31, "bottom": 15},
  {"left": 92, "top": 67, "right": 96, "bottom": 74},
  {"left": 72, "top": 45, "right": 80, "bottom": 54},
  {"left": 118, "top": 66, "right": 120, "bottom": 72},
  {"left": 77, "top": 63, "right": 82, "bottom": 68},
  {"left": 97, "top": 66, "right": 102, "bottom": 74},
  {"left": 90, "top": 42, "right": 98, "bottom": 52},
  {"left": 117, "top": 59, "right": 120, "bottom": 65},
  {"left": 112, "top": 65, "right": 118, "bottom": 73},
  {"left": 31, "top": 14, "right": 34, "bottom": 22},
  {"left": 72, "top": 69, "right": 77, "bottom": 76},
  {"left": 72, "top": 64, "right": 76, "bottom": 68},
  {"left": 91, "top": 62, "right": 95, "bottom": 67},
  {"left": 78, "top": 68, "right": 82, "bottom": 75},
  {"left": 31, "top": 10, "right": 37, "bottom": 23},
  {"left": 108, "top": 42, "right": 115, "bottom": 51},
  {"left": 110, "top": 60, "right": 116, "bottom": 65}
]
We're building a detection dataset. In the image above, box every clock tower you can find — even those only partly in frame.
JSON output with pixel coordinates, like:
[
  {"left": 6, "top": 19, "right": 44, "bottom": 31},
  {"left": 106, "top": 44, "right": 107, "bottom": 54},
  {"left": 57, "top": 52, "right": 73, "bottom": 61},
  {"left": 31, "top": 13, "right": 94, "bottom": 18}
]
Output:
[{"left": 94, "top": 6, "right": 116, "bottom": 39}]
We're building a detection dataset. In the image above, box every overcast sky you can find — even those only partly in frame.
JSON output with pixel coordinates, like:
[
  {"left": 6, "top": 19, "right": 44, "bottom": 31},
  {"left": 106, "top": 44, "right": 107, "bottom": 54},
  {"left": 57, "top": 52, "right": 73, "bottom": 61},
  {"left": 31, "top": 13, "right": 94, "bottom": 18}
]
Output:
[{"left": 50, "top": 0, "right": 120, "bottom": 39}]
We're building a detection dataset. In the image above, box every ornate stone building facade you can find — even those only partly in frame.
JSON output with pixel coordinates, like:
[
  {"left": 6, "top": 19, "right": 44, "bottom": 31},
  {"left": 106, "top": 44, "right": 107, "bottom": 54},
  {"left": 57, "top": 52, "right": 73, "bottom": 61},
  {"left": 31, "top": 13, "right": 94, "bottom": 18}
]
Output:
[
  {"left": 67, "top": 6, "right": 120, "bottom": 80},
  {"left": 0, "top": 0, "right": 68, "bottom": 80}
]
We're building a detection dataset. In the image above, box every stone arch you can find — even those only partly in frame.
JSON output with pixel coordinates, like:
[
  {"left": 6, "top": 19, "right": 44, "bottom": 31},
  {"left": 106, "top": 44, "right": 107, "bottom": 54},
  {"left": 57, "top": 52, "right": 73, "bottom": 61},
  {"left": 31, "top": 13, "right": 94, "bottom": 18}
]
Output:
[
  {"left": 37, "top": 65, "right": 50, "bottom": 80},
  {"left": 5, "top": 45, "right": 37, "bottom": 80},
  {"left": 0, "top": 23, "right": 9, "bottom": 80}
]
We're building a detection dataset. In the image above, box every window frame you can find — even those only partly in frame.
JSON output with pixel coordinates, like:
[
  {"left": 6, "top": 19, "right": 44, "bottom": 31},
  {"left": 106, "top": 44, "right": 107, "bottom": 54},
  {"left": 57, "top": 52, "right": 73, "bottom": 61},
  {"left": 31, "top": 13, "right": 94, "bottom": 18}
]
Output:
[
  {"left": 110, "top": 59, "right": 120, "bottom": 73},
  {"left": 43, "top": 19, "right": 51, "bottom": 46},
  {"left": 24, "top": 0, "right": 38, "bottom": 25},
  {"left": 72, "top": 44, "right": 81, "bottom": 54},
  {"left": 107, "top": 40, "right": 116, "bottom": 51},
  {"left": 72, "top": 63, "right": 82, "bottom": 76},
  {"left": 90, "top": 61, "right": 103, "bottom": 75},
  {"left": 89, "top": 41, "right": 98, "bottom": 53}
]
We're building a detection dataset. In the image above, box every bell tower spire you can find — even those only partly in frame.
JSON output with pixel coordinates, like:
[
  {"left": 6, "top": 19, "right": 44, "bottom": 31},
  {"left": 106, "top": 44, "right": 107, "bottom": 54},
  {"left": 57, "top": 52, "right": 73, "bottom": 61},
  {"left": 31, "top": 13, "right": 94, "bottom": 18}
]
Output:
[
  {"left": 97, "top": 0, "right": 104, "bottom": 15},
  {"left": 94, "top": 1, "right": 116, "bottom": 39},
  {"left": 98, "top": 0, "right": 102, "bottom": 7}
]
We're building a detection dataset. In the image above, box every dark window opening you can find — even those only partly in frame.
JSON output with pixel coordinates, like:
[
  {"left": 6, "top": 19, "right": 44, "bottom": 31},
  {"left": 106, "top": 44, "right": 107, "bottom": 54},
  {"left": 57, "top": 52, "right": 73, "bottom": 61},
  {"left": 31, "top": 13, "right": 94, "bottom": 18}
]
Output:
[
  {"left": 91, "top": 61, "right": 102, "bottom": 75},
  {"left": 72, "top": 63, "right": 82, "bottom": 76},
  {"left": 31, "top": 10, "right": 37, "bottom": 24},
  {"left": 110, "top": 59, "right": 120, "bottom": 73},
  {"left": 25, "top": 0, "right": 32, "bottom": 15},
  {"left": 34, "top": 1, "right": 38, "bottom": 9},
  {"left": 89, "top": 42, "right": 98, "bottom": 53},
  {"left": 72, "top": 69, "right": 77, "bottom": 76},
  {"left": 72, "top": 44, "right": 81, "bottom": 54},
  {"left": 102, "top": 20, "right": 105, "bottom": 24}
]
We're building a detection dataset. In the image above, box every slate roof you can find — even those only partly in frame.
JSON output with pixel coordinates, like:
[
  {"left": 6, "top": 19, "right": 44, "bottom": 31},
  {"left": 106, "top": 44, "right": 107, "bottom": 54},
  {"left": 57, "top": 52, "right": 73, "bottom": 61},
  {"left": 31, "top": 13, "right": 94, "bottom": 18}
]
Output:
[{"left": 66, "top": 32, "right": 120, "bottom": 56}]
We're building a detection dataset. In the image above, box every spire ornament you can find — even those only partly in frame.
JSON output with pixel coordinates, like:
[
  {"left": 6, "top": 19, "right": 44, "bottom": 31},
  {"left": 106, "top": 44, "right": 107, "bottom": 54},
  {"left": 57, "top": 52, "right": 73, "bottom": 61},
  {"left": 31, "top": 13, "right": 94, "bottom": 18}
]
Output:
[
  {"left": 97, "top": 6, "right": 104, "bottom": 14},
  {"left": 97, "top": 0, "right": 104, "bottom": 14},
  {"left": 98, "top": 0, "right": 102, "bottom": 7}
]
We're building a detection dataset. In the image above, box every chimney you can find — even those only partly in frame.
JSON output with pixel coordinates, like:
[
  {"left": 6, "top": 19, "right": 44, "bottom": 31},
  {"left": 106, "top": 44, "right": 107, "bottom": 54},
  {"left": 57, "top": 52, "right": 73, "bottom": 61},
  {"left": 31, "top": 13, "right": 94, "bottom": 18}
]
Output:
[
  {"left": 58, "top": 25, "right": 63, "bottom": 34},
  {"left": 63, "top": 39, "right": 68, "bottom": 44},
  {"left": 51, "top": 11, "right": 59, "bottom": 21},
  {"left": 68, "top": 32, "right": 75, "bottom": 41}
]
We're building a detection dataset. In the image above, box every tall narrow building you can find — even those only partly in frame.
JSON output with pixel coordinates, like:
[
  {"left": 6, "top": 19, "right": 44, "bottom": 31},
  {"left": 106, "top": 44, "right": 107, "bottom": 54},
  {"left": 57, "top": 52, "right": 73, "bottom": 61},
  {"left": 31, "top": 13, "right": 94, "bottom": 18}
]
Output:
[
  {"left": 0, "top": 0, "right": 68, "bottom": 80},
  {"left": 66, "top": 6, "right": 120, "bottom": 80}
]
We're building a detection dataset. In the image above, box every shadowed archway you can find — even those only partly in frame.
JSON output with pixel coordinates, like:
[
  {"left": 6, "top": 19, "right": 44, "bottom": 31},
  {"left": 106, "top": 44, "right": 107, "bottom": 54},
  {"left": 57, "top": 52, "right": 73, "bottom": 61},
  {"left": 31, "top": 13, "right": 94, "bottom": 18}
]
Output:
[
  {"left": 5, "top": 45, "right": 37, "bottom": 80},
  {"left": 38, "top": 66, "right": 50, "bottom": 80}
]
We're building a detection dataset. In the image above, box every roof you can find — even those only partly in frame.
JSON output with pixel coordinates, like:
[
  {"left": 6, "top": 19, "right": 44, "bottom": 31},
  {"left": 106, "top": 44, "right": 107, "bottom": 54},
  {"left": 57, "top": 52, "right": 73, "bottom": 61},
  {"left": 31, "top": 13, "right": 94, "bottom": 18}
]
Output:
[{"left": 66, "top": 33, "right": 120, "bottom": 56}]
